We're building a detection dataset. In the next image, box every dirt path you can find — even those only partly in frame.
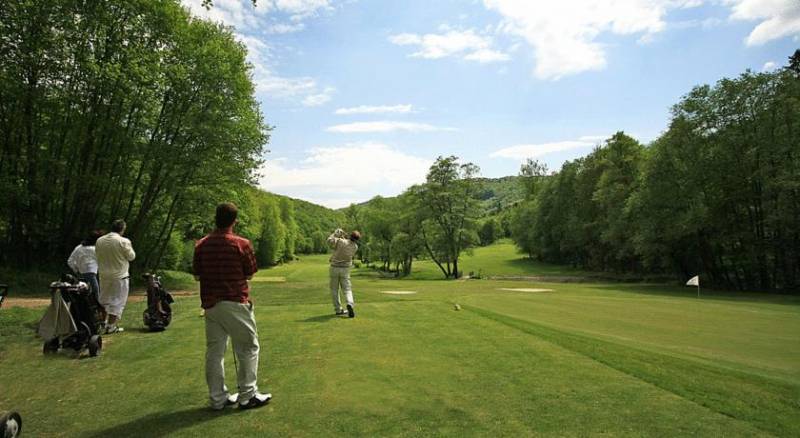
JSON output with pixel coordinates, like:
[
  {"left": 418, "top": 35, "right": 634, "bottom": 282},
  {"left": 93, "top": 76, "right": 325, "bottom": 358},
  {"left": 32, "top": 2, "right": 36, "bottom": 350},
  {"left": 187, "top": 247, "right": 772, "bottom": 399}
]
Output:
[{"left": 1, "top": 290, "right": 197, "bottom": 309}]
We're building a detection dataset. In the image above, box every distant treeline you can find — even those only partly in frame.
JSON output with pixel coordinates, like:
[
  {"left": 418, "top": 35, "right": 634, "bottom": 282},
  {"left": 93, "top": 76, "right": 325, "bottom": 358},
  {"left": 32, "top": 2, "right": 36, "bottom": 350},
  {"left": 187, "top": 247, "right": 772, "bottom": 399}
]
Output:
[{"left": 511, "top": 53, "right": 800, "bottom": 292}]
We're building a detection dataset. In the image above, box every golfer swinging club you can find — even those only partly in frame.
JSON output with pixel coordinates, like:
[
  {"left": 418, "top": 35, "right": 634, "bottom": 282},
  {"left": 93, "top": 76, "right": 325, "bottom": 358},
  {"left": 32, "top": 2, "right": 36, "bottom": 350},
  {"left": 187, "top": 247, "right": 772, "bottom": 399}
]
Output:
[{"left": 328, "top": 228, "right": 361, "bottom": 318}]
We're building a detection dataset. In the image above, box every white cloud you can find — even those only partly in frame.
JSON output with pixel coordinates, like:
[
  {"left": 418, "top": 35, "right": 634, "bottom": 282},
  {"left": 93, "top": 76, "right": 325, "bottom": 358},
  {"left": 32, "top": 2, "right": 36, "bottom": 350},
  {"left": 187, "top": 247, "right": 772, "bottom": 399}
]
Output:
[
  {"left": 464, "top": 48, "right": 512, "bottom": 63},
  {"left": 482, "top": 0, "right": 703, "bottom": 80},
  {"left": 266, "top": 22, "right": 306, "bottom": 34},
  {"left": 181, "top": 1, "right": 337, "bottom": 107},
  {"left": 259, "top": 143, "right": 431, "bottom": 208},
  {"left": 578, "top": 134, "right": 609, "bottom": 142},
  {"left": 181, "top": 0, "right": 333, "bottom": 30},
  {"left": 490, "top": 137, "right": 604, "bottom": 161},
  {"left": 389, "top": 28, "right": 510, "bottom": 63},
  {"left": 231, "top": 32, "right": 335, "bottom": 107},
  {"left": 334, "top": 104, "right": 415, "bottom": 115},
  {"left": 726, "top": 0, "right": 800, "bottom": 46},
  {"left": 326, "top": 121, "right": 456, "bottom": 133},
  {"left": 302, "top": 87, "right": 336, "bottom": 106},
  {"left": 273, "top": 0, "right": 333, "bottom": 17},
  {"left": 762, "top": 60, "right": 778, "bottom": 71}
]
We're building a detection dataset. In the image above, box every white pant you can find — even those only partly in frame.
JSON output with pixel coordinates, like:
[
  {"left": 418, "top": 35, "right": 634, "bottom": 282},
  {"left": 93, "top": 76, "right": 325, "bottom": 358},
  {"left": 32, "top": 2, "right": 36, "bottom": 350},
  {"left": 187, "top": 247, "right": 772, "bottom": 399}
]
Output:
[
  {"left": 99, "top": 277, "right": 129, "bottom": 318},
  {"left": 330, "top": 266, "right": 354, "bottom": 311},
  {"left": 204, "top": 300, "right": 261, "bottom": 408}
]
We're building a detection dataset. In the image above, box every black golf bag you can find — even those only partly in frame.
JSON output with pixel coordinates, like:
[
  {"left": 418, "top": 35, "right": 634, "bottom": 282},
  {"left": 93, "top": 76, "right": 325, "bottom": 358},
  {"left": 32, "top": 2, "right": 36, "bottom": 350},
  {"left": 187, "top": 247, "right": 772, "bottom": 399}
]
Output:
[
  {"left": 40, "top": 274, "right": 103, "bottom": 357},
  {"left": 142, "top": 273, "right": 174, "bottom": 331}
]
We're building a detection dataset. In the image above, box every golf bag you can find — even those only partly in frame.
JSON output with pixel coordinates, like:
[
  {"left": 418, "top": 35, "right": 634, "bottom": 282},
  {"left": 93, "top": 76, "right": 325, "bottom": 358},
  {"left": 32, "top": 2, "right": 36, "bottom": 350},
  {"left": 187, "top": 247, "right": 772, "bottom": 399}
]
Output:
[
  {"left": 39, "top": 274, "right": 103, "bottom": 357},
  {"left": 0, "top": 411, "right": 22, "bottom": 438},
  {"left": 142, "top": 273, "right": 174, "bottom": 332}
]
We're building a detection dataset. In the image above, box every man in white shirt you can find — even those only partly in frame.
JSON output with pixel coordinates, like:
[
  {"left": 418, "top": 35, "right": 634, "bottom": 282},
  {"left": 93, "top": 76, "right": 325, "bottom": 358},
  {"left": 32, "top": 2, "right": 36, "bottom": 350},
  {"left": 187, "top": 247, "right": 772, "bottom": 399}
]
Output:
[
  {"left": 67, "top": 230, "right": 102, "bottom": 303},
  {"left": 327, "top": 228, "right": 360, "bottom": 318},
  {"left": 96, "top": 220, "right": 136, "bottom": 333}
]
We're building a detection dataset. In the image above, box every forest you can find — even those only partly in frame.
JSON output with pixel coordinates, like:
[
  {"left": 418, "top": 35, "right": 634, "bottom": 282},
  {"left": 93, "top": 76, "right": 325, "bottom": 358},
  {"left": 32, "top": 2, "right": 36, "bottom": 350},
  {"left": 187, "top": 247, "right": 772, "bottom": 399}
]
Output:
[{"left": 0, "top": 0, "right": 341, "bottom": 273}]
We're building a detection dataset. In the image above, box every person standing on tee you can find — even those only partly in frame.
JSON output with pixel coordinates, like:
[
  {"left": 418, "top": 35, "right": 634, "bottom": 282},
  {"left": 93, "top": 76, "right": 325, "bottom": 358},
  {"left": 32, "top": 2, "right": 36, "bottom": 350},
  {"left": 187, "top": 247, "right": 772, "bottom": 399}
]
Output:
[
  {"left": 327, "top": 228, "right": 361, "bottom": 318},
  {"left": 193, "top": 202, "right": 271, "bottom": 410}
]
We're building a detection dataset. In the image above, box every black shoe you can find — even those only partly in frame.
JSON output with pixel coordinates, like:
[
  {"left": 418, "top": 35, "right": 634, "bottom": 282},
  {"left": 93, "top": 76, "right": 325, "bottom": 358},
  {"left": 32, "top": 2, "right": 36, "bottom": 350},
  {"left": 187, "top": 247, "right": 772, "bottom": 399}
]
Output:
[
  {"left": 335, "top": 309, "right": 346, "bottom": 316},
  {"left": 239, "top": 392, "right": 272, "bottom": 410},
  {"left": 347, "top": 304, "right": 355, "bottom": 318}
]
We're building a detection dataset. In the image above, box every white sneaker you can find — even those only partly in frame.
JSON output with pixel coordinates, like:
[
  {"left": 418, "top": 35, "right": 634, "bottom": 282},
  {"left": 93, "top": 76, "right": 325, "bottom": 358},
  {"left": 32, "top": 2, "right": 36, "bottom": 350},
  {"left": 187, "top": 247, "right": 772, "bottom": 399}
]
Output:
[
  {"left": 105, "top": 325, "right": 124, "bottom": 334},
  {"left": 211, "top": 393, "right": 239, "bottom": 411},
  {"left": 239, "top": 392, "right": 272, "bottom": 410}
]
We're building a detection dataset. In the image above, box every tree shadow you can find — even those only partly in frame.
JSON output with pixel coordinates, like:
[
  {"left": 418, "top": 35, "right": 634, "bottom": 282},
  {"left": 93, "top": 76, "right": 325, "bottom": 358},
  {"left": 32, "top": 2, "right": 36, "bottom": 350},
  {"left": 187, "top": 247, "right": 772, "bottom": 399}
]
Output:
[
  {"left": 587, "top": 283, "right": 800, "bottom": 306},
  {"left": 84, "top": 407, "right": 237, "bottom": 438},
  {"left": 297, "top": 314, "right": 340, "bottom": 323}
]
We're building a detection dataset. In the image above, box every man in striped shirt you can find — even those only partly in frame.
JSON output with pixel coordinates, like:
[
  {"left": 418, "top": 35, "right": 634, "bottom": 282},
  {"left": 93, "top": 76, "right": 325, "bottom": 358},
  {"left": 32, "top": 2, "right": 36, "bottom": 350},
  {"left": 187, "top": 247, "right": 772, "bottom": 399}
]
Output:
[{"left": 193, "top": 202, "right": 271, "bottom": 410}]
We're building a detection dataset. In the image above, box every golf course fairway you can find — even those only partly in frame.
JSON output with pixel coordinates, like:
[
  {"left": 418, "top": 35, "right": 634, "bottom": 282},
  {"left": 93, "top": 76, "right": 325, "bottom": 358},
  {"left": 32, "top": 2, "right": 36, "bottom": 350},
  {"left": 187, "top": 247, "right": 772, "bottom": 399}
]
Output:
[{"left": 1, "top": 243, "right": 798, "bottom": 436}]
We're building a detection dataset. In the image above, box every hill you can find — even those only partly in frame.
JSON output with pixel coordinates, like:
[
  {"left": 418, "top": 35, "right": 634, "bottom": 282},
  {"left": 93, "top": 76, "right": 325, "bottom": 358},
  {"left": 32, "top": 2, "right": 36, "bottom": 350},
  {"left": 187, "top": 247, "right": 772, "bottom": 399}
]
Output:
[
  {"left": 341, "top": 175, "right": 525, "bottom": 215},
  {"left": 474, "top": 175, "right": 524, "bottom": 214}
]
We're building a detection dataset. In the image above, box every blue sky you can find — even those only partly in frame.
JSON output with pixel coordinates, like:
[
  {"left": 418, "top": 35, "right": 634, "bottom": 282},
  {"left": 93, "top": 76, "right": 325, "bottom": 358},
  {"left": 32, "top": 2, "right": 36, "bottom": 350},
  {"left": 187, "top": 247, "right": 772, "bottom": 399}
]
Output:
[{"left": 182, "top": 0, "right": 800, "bottom": 208}]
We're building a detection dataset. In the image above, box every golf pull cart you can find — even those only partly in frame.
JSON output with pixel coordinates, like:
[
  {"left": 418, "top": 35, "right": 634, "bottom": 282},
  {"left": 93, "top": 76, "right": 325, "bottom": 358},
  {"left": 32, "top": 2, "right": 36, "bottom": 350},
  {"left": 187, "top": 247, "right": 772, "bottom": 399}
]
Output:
[
  {"left": 0, "top": 283, "right": 8, "bottom": 308},
  {"left": 39, "top": 274, "right": 103, "bottom": 357},
  {"left": 142, "top": 272, "right": 174, "bottom": 332},
  {"left": 0, "top": 411, "right": 22, "bottom": 438}
]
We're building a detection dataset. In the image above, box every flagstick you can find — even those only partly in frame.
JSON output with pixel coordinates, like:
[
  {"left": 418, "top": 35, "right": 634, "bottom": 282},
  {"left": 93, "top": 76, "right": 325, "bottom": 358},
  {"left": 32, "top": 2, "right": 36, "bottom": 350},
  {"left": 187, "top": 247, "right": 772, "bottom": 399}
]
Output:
[{"left": 697, "top": 284, "right": 700, "bottom": 299}]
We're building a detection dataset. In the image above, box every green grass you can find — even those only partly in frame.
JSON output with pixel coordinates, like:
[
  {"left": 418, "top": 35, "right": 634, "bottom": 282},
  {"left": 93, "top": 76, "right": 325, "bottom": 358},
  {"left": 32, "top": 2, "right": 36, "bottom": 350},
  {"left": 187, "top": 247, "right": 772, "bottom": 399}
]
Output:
[
  {"left": 374, "top": 240, "right": 582, "bottom": 280},
  {"left": 1, "top": 245, "right": 799, "bottom": 436}
]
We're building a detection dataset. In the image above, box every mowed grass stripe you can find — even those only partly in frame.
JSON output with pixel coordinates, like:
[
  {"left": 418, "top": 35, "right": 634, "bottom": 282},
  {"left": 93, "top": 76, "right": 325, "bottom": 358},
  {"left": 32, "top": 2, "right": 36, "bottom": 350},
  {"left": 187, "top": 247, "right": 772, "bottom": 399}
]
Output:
[{"left": 465, "top": 304, "right": 800, "bottom": 437}]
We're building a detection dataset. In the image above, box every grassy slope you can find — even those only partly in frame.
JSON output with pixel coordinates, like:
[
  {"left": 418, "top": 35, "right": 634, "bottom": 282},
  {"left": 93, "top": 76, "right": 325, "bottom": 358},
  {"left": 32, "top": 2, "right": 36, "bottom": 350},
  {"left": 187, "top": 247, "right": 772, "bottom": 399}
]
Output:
[
  {"left": 388, "top": 240, "right": 582, "bottom": 281},
  {"left": 1, "top": 246, "right": 798, "bottom": 436}
]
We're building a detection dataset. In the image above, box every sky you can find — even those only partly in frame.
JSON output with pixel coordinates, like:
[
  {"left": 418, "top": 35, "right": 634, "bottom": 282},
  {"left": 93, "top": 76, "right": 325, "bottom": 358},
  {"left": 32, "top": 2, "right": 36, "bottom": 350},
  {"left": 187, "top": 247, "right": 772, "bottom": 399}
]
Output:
[{"left": 181, "top": 0, "right": 800, "bottom": 208}]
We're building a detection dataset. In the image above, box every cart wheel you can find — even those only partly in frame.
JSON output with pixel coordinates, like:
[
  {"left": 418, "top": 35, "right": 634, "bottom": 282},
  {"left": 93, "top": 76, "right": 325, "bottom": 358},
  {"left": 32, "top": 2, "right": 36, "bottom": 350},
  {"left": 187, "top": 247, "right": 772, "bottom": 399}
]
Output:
[
  {"left": 88, "top": 335, "right": 102, "bottom": 357},
  {"left": 0, "top": 411, "right": 22, "bottom": 438},
  {"left": 43, "top": 338, "right": 59, "bottom": 355}
]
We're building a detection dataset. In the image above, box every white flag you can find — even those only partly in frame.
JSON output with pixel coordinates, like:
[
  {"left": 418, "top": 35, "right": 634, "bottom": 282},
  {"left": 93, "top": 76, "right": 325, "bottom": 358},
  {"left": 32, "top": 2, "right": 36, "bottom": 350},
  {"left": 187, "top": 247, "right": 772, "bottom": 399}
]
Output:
[{"left": 686, "top": 275, "right": 699, "bottom": 287}]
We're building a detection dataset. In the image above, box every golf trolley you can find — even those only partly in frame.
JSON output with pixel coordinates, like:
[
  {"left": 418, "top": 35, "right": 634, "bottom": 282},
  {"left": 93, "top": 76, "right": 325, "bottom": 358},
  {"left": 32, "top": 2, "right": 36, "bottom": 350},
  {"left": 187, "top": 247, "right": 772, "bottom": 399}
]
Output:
[
  {"left": 0, "top": 411, "right": 22, "bottom": 438},
  {"left": 40, "top": 274, "right": 103, "bottom": 357},
  {"left": 0, "top": 283, "right": 8, "bottom": 308},
  {"left": 142, "top": 272, "right": 174, "bottom": 332}
]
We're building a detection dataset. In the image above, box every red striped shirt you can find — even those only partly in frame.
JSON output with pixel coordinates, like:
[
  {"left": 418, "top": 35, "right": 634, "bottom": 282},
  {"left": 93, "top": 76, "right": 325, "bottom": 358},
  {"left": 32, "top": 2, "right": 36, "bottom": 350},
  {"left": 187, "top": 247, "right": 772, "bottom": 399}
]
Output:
[{"left": 193, "top": 229, "right": 258, "bottom": 309}]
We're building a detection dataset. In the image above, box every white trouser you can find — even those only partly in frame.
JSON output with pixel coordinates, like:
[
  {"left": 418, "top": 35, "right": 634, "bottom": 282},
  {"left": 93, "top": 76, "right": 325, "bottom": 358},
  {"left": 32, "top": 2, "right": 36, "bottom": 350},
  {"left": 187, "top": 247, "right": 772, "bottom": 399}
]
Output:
[
  {"left": 204, "top": 300, "right": 261, "bottom": 408},
  {"left": 99, "top": 277, "right": 129, "bottom": 318},
  {"left": 330, "top": 266, "right": 354, "bottom": 311}
]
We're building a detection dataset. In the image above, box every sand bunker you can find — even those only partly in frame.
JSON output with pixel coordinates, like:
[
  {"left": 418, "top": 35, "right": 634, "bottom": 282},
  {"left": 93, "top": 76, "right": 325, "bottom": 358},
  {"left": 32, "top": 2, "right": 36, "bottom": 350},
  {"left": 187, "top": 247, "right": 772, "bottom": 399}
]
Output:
[
  {"left": 497, "top": 288, "right": 554, "bottom": 293},
  {"left": 251, "top": 277, "right": 286, "bottom": 283},
  {"left": 379, "top": 291, "right": 417, "bottom": 295}
]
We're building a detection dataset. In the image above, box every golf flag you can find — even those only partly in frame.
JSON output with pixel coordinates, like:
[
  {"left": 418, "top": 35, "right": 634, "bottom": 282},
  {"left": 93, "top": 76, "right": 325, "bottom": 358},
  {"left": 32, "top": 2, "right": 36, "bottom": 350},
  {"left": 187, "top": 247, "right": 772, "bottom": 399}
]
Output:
[{"left": 686, "top": 276, "right": 699, "bottom": 286}]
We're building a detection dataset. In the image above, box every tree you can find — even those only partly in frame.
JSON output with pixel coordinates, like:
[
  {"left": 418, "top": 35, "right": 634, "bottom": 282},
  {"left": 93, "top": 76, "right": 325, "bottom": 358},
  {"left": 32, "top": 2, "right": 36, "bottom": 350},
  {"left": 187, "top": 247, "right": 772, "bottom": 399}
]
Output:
[
  {"left": 411, "top": 156, "right": 481, "bottom": 278},
  {"left": 279, "top": 198, "right": 298, "bottom": 262},
  {"left": 478, "top": 218, "right": 498, "bottom": 246},
  {"left": 519, "top": 159, "right": 548, "bottom": 200},
  {"left": 255, "top": 199, "right": 285, "bottom": 266}
]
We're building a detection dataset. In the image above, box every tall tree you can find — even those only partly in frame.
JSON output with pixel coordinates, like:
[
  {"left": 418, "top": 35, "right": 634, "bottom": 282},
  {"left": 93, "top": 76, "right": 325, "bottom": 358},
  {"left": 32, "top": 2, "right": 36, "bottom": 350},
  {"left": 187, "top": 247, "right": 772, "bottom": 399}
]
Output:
[{"left": 411, "top": 156, "right": 481, "bottom": 278}]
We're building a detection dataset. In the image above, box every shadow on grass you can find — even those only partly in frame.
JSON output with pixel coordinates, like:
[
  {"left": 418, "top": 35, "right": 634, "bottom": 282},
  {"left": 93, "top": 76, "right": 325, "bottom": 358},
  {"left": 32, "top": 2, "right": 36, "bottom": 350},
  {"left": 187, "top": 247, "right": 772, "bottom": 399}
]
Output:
[
  {"left": 85, "top": 407, "right": 234, "bottom": 438},
  {"left": 587, "top": 283, "right": 800, "bottom": 306},
  {"left": 298, "top": 314, "right": 340, "bottom": 323}
]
